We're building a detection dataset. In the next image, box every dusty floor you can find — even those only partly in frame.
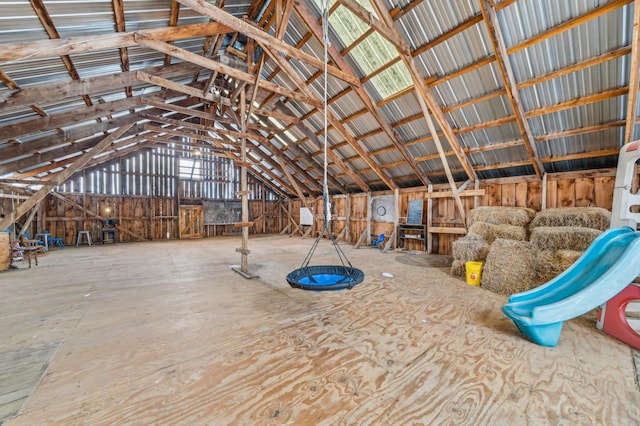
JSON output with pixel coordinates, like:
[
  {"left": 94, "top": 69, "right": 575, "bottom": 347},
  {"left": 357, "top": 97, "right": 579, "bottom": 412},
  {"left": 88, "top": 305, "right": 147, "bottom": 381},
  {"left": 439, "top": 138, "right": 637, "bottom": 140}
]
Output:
[{"left": 1, "top": 234, "right": 639, "bottom": 425}]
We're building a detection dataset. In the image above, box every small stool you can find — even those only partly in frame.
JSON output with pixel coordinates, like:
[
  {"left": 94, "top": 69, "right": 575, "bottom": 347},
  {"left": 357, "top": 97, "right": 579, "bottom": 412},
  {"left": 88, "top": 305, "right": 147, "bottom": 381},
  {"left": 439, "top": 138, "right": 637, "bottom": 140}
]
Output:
[{"left": 76, "top": 231, "right": 93, "bottom": 247}]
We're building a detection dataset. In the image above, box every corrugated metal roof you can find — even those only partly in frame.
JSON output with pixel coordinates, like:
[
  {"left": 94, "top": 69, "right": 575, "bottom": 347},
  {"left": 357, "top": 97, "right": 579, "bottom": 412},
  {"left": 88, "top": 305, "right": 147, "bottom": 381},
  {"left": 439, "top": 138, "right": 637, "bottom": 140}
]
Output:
[{"left": 0, "top": 0, "right": 638, "bottom": 194}]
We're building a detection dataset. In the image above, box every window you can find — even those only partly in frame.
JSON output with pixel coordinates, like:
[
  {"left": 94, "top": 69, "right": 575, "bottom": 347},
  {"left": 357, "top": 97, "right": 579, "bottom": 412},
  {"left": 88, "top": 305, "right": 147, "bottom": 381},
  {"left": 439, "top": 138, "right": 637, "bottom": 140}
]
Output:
[{"left": 314, "top": 0, "right": 413, "bottom": 99}]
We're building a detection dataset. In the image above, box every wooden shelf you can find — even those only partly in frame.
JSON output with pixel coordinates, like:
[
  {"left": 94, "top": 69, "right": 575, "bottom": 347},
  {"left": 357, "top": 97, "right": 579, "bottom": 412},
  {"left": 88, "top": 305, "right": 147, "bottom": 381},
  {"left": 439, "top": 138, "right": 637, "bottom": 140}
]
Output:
[{"left": 397, "top": 224, "right": 427, "bottom": 251}]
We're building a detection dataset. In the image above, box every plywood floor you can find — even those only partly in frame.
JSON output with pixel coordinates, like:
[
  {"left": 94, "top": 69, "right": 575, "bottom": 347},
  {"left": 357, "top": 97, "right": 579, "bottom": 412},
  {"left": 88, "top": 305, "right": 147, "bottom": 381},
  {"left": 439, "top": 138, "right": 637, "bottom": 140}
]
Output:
[{"left": 1, "top": 235, "right": 639, "bottom": 425}]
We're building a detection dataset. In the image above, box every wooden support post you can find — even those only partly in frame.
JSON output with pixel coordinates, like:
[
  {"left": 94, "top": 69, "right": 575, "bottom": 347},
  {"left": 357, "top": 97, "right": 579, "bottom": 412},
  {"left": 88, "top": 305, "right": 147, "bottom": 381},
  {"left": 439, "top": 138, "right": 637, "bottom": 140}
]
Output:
[
  {"left": 542, "top": 172, "right": 548, "bottom": 210},
  {"left": 474, "top": 180, "right": 480, "bottom": 210},
  {"left": 393, "top": 187, "right": 399, "bottom": 250},
  {"left": 236, "top": 89, "right": 254, "bottom": 277},
  {"left": 427, "top": 184, "right": 433, "bottom": 254},
  {"left": 366, "top": 191, "right": 372, "bottom": 247}
]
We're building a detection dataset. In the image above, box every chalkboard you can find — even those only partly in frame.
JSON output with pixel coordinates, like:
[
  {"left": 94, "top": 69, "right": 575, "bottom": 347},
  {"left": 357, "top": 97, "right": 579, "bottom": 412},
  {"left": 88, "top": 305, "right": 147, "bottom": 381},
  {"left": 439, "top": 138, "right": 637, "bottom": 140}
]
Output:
[
  {"left": 203, "top": 201, "right": 242, "bottom": 225},
  {"left": 407, "top": 199, "right": 424, "bottom": 224}
]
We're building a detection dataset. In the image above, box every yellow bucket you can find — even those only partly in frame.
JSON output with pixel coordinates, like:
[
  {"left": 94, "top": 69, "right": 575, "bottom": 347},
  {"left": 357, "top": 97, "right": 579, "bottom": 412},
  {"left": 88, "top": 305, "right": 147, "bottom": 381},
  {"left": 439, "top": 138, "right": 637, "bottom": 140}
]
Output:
[{"left": 465, "top": 261, "right": 483, "bottom": 286}]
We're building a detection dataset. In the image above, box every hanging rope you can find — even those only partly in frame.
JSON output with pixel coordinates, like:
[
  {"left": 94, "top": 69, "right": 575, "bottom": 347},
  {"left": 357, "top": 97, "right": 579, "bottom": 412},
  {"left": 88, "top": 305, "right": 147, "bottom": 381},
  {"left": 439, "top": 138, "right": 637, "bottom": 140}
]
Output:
[{"left": 288, "top": 0, "right": 362, "bottom": 288}]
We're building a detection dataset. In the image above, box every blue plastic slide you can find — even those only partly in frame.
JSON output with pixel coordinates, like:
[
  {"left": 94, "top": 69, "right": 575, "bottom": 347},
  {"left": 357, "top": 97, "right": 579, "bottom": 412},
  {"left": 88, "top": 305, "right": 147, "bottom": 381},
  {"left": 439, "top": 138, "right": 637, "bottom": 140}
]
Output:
[{"left": 502, "top": 227, "right": 640, "bottom": 347}]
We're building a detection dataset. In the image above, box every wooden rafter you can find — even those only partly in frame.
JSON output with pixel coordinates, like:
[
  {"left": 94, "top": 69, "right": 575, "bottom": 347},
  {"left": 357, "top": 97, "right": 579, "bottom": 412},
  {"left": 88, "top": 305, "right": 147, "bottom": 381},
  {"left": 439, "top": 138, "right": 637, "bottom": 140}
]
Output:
[
  {"left": 479, "top": 0, "right": 544, "bottom": 177},
  {"left": 263, "top": 44, "right": 397, "bottom": 190},
  {"left": 294, "top": 1, "right": 433, "bottom": 188},
  {"left": 174, "top": 0, "right": 360, "bottom": 87},
  {"left": 367, "top": 0, "right": 468, "bottom": 222},
  {"left": 0, "top": 62, "right": 200, "bottom": 110},
  {"left": 0, "top": 22, "right": 231, "bottom": 63},
  {"left": 0, "top": 123, "right": 135, "bottom": 230},
  {"left": 337, "top": 0, "right": 410, "bottom": 55},
  {"left": 111, "top": 0, "right": 133, "bottom": 98},
  {"left": 134, "top": 33, "right": 322, "bottom": 108},
  {"left": 165, "top": 1, "right": 181, "bottom": 66},
  {"left": 29, "top": 0, "right": 96, "bottom": 111},
  {"left": 0, "top": 123, "right": 145, "bottom": 177},
  {"left": 273, "top": 101, "right": 367, "bottom": 192}
]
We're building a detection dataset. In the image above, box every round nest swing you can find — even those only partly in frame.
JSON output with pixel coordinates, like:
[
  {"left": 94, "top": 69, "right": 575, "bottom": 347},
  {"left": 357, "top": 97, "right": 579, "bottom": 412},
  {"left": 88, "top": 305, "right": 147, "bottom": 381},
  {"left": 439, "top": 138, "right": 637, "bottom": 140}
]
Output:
[{"left": 286, "top": 264, "right": 364, "bottom": 291}]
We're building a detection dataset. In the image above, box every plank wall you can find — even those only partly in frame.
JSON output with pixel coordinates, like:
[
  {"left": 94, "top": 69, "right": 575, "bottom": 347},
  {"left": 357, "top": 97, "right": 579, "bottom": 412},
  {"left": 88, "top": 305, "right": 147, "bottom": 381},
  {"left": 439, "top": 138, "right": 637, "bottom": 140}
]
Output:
[{"left": 27, "top": 195, "right": 283, "bottom": 245}]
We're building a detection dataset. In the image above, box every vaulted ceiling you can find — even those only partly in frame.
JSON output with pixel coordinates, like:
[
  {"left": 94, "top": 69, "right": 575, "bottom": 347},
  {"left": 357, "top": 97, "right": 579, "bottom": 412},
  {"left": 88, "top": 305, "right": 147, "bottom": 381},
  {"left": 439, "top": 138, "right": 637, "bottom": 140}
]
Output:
[{"left": 1, "top": 0, "right": 638, "bottom": 198}]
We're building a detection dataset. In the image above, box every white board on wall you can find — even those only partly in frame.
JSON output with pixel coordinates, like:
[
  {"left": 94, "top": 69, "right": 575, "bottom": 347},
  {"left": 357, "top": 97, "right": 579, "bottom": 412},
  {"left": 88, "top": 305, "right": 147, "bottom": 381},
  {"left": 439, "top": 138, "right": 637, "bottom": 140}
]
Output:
[
  {"left": 300, "top": 207, "right": 314, "bottom": 226},
  {"left": 371, "top": 195, "right": 396, "bottom": 223}
]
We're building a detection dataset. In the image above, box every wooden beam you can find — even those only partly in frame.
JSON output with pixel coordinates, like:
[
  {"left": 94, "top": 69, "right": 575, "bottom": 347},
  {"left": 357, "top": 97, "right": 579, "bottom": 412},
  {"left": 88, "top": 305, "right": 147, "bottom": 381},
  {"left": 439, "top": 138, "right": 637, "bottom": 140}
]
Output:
[
  {"left": 140, "top": 112, "right": 268, "bottom": 143},
  {"left": 0, "top": 122, "right": 146, "bottom": 176},
  {"left": 0, "top": 62, "right": 201, "bottom": 110},
  {"left": 273, "top": 101, "right": 363, "bottom": 192},
  {"left": 136, "top": 71, "right": 232, "bottom": 105},
  {"left": 507, "top": 0, "right": 633, "bottom": 55},
  {"left": 134, "top": 33, "right": 323, "bottom": 108},
  {"left": 0, "top": 123, "right": 134, "bottom": 230},
  {"left": 625, "top": 0, "right": 640, "bottom": 144},
  {"left": 175, "top": 0, "right": 360, "bottom": 87},
  {"left": 294, "top": 1, "right": 432, "bottom": 187},
  {"left": 0, "top": 22, "right": 232, "bottom": 63},
  {"left": 337, "top": 0, "right": 410, "bottom": 55},
  {"left": 0, "top": 96, "right": 145, "bottom": 142},
  {"left": 480, "top": 0, "right": 544, "bottom": 177},
  {"left": 266, "top": 45, "right": 397, "bottom": 190}
]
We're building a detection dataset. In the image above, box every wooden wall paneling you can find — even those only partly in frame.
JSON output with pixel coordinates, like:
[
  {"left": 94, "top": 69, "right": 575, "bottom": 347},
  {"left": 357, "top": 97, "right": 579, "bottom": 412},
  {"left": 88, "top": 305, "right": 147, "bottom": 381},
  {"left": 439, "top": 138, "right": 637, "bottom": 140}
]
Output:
[
  {"left": 546, "top": 178, "right": 558, "bottom": 208},
  {"left": 575, "top": 178, "right": 595, "bottom": 206},
  {"left": 487, "top": 184, "right": 501, "bottom": 206},
  {"left": 501, "top": 183, "right": 516, "bottom": 206},
  {"left": 557, "top": 179, "right": 576, "bottom": 207},
  {"left": 515, "top": 182, "right": 528, "bottom": 207},
  {"left": 133, "top": 198, "right": 147, "bottom": 240},
  {"left": 594, "top": 176, "right": 615, "bottom": 210},
  {"left": 527, "top": 180, "right": 542, "bottom": 211}
]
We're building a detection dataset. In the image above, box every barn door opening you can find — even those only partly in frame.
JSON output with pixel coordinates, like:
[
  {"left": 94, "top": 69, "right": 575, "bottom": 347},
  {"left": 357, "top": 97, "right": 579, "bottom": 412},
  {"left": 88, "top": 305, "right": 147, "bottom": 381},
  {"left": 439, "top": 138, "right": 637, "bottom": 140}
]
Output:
[{"left": 179, "top": 205, "right": 203, "bottom": 239}]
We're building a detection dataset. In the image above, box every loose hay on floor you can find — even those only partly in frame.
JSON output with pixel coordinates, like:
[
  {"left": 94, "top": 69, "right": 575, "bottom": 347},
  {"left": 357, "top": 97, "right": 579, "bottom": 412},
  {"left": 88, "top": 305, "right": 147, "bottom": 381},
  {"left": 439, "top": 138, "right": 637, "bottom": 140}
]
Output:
[
  {"left": 466, "top": 206, "right": 536, "bottom": 228},
  {"left": 450, "top": 259, "right": 466, "bottom": 277},
  {"left": 529, "top": 226, "right": 601, "bottom": 251},
  {"left": 529, "top": 207, "right": 611, "bottom": 231},
  {"left": 467, "top": 221, "right": 527, "bottom": 244},
  {"left": 452, "top": 234, "right": 490, "bottom": 261},
  {"left": 481, "top": 239, "right": 536, "bottom": 295}
]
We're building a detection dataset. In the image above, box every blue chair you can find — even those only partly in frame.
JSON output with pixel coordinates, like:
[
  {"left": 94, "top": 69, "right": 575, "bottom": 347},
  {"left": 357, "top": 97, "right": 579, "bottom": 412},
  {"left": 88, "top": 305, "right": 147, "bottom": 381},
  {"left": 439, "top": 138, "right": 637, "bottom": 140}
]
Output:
[
  {"left": 45, "top": 230, "right": 64, "bottom": 248},
  {"left": 371, "top": 233, "right": 385, "bottom": 249}
]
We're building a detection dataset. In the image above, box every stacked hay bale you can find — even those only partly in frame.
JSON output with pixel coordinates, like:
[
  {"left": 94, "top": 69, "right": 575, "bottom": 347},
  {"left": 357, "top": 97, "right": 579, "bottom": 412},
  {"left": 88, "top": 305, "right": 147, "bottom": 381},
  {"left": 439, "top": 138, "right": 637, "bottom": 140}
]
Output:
[
  {"left": 481, "top": 239, "right": 537, "bottom": 294},
  {"left": 450, "top": 206, "right": 535, "bottom": 278},
  {"left": 529, "top": 207, "right": 611, "bottom": 284}
]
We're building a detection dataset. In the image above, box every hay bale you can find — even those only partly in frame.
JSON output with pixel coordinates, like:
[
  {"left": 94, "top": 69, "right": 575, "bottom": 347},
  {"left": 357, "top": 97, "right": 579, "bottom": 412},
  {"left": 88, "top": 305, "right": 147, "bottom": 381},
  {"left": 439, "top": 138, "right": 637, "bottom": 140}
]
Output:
[
  {"left": 534, "top": 249, "right": 584, "bottom": 285},
  {"left": 529, "top": 226, "right": 601, "bottom": 252},
  {"left": 452, "top": 234, "right": 490, "bottom": 261},
  {"left": 467, "top": 206, "right": 536, "bottom": 228},
  {"left": 481, "top": 239, "right": 536, "bottom": 295},
  {"left": 534, "top": 250, "right": 562, "bottom": 284},
  {"left": 467, "top": 221, "right": 527, "bottom": 244},
  {"left": 451, "top": 260, "right": 466, "bottom": 277},
  {"left": 557, "top": 249, "right": 583, "bottom": 269},
  {"left": 530, "top": 207, "right": 611, "bottom": 231}
]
